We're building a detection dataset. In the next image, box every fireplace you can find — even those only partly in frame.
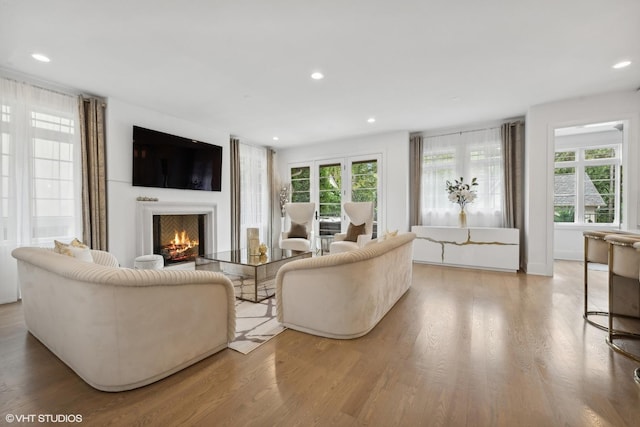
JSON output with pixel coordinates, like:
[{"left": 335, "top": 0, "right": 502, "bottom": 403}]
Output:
[
  {"left": 153, "top": 214, "right": 205, "bottom": 265},
  {"left": 137, "top": 201, "right": 217, "bottom": 268}
]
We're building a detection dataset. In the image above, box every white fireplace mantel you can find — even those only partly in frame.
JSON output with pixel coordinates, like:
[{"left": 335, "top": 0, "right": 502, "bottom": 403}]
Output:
[{"left": 136, "top": 201, "right": 217, "bottom": 259}]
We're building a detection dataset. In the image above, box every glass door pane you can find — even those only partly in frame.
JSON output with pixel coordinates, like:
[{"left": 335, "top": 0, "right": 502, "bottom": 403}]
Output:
[
  {"left": 553, "top": 166, "right": 576, "bottom": 223},
  {"left": 584, "top": 165, "right": 617, "bottom": 223},
  {"left": 350, "top": 159, "right": 378, "bottom": 237},
  {"left": 290, "top": 166, "right": 310, "bottom": 202},
  {"left": 317, "top": 162, "right": 342, "bottom": 236}
]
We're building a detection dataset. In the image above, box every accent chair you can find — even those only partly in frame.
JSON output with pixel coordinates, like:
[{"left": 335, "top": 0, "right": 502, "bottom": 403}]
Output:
[
  {"left": 280, "top": 202, "right": 316, "bottom": 252},
  {"left": 330, "top": 201, "right": 374, "bottom": 254}
]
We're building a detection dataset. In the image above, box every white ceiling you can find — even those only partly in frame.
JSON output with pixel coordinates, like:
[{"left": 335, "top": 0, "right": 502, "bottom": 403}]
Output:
[{"left": 1, "top": 0, "right": 638, "bottom": 148}]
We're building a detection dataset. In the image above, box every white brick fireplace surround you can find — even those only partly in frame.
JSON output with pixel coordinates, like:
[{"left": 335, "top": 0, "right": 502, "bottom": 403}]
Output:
[{"left": 136, "top": 201, "right": 217, "bottom": 268}]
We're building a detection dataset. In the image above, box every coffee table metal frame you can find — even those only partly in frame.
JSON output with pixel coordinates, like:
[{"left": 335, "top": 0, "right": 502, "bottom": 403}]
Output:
[
  {"left": 316, "top": 234, "right": 335, "bottom": 256},
  {"left": 196, "top": 248, "right": 311, "bottom": 302}
]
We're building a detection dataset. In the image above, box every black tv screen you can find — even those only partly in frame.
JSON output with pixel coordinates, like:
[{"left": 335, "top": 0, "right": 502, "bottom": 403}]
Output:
[{"left": 132, "top": 126, "right": 222, "bottom": 191}]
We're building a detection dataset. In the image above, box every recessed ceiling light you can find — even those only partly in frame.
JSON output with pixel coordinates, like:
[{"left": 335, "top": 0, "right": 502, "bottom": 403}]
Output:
[
  {"left": 612, "top": 60, "right": 631, "bottom": 69},
  {"left": 272, "top": 136, "right": 279, "bottom": 141},
  {"left": 367, "top": 117, "right": 376, "bottom": 123},
  {"left": 31, "top": 53, "right": 50, "bottom": 63},
  {"left": 310, "top": 72, "right": 324, "bottom": 80}
]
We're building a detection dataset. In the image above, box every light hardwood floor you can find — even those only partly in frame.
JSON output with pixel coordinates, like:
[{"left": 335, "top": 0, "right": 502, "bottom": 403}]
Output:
[{"left": 1, "top": 261, "right": 639, "bottom": 426}]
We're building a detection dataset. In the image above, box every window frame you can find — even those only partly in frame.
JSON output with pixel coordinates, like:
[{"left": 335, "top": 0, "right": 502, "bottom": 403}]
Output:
[{"left": 553, "top": 143, "right": 622, "bottom": 227}]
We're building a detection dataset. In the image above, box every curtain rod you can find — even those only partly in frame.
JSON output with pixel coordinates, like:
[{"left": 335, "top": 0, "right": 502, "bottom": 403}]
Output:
[
  {"left": 2, "top": 75, "right": 107, "bottom": 110},
  {"left": 0, "top": 74, "right": 79, "bottom": 98},
  {"left": 415, "top": 119, "right": 524, "bottom": 139},
  {"left": 426, "top": 126, "right": 500, "bottom": 138}
]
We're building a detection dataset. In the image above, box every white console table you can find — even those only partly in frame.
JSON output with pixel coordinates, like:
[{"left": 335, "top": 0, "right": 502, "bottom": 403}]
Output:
[{"left": 411, "top": 226, "right": 520, "bottom": 272}]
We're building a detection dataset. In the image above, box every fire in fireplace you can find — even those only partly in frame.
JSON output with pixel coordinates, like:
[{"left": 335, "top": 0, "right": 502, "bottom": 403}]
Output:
[{"left": 153, "top": 214, "right": 205, "bottom": 265}]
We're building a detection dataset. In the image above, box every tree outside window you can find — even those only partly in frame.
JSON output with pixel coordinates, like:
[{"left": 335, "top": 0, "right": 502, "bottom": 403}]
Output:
[{"left": 290, "top": 166, "right": 310, "bottom": 202}]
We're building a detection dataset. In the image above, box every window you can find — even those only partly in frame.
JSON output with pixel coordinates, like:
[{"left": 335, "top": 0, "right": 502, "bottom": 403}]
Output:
[
  {"left": 239, "top": 143, "right": 269, "bottom": 244},
  {"left": 290, "top": 166, "right": 310, "bottom": 202},
  {"left": 351, "top": 159, "right": 378, "bottom": 237},
  {"left": 553, "top": 144, "right": 621, "bottom": 225},
  {"left": 318, "top": 162, "right": 342, "bottom": 221},
  {"left": 31, "top": 111, "right": 77, "bottom": 239},
  {"left": 1, "top": 77, "right": 80, "bottom": 304},
  {"left": 0, "top": 84, "right": 80, "bottom": 245},
  {"left": 1, "top": 106, "right": 11, "bottom": 240},
  {"left": 421, "top": 127, "right": 504, "bottom": 227}
]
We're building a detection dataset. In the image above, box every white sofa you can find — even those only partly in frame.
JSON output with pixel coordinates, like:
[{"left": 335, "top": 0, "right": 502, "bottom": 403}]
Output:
[
  {"left": 11, "top": 247, "right": 236, "bottom": 392},
  {"left": 276, "top": 232, "right": 415, "bottom": 339}
]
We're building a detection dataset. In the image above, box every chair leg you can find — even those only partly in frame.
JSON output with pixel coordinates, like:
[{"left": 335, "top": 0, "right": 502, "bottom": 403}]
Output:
[{"left": 584, "top": 236, "right": 608, "bottom": 330}]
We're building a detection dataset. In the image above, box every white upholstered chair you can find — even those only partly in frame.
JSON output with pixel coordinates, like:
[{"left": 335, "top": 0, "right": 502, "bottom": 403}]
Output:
[
  {"left": 330, "top": 201, "right": 374, "bottom": 254},
  {"left": 280, "top": 202, "right": 316, "bottom": 252}
]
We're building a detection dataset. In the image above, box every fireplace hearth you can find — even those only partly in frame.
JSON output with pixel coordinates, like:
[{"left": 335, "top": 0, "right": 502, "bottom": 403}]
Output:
[{"left": 153, "top": 214, "right": 205, "bottom": 265}]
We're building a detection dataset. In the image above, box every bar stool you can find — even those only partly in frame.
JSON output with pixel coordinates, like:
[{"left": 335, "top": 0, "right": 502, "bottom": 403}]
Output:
[
  {"left": 604, "top": 234, "right": 640, "bottom": 362},
  {"left": 583, "top": 231, "right": 613, "bottom": 330}
]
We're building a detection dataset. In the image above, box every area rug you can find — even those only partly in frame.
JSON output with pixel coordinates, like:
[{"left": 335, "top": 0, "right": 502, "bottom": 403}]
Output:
[{"left": 228, "top": 297, "right": 285, "bottom": 354}]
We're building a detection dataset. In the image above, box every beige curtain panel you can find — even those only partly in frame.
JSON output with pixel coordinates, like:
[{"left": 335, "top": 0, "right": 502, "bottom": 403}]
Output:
[
  {"left": 409, "top": 134, "right": 423, "bottom": 227},
  {"left": 267, "top": 148, "right": 278, "bottom": 249},
  {"left": 79, "top": 96, "right": 108, "bottom": 251},
  {"left": 230, "top": 137, "right": 241, "bottom": 250},
  {"left": 501, "top": 120, "right": 525, "bottom": 269}
]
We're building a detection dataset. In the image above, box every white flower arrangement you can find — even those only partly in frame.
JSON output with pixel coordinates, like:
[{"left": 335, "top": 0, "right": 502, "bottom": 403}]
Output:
[
  {"left": 446, "top": 177, "right": 478, "bottom": 210},
  {"left": 279, "top": 184, "right": 290, "bottom": 217}
]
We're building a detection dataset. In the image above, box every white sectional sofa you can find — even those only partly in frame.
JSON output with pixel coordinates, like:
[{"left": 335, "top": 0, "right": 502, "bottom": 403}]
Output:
[
  {"left": 276, "top": 232, "right": 415, "bottom": 339},
  {"left": 11, "top": 247, "right": 235, "bottom": 392}
]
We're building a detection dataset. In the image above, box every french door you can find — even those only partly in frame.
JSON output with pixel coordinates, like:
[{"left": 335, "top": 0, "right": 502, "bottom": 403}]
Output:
[
  {"left": 289, "top": 154, "right": 381, "bottom": 243},
  {"left": 317, "top": 159, "right": 343, "bottom": 236},
  {"left": 348, "top": 156, "right": 379, "bottom": 238}
]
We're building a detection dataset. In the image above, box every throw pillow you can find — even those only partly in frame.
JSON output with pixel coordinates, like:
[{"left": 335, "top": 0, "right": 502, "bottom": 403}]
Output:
[
  {"left": 288, "top": 222, "right": 308, "bottom": 239},
  {"left": 345, "top": 222, "right": 366, "bottom": 242},
  {"left": 54, "top": 238, "right": 94, "bottom": 263},
  {"left": 381, "top": 229, "right": 398, "bottom": 241}
]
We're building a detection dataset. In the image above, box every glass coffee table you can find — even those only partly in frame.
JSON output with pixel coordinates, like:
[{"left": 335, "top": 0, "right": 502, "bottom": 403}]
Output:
[{"left": 195, "top": 248, "right": 312, "bottom": 302}]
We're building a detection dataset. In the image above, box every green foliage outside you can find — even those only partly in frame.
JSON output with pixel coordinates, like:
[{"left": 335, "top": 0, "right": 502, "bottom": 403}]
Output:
[
  {"left": 318, "top": 164, "right": 341, "bottom": 218},
  {"left": 352, "top": 161, "right": 378, "bottom": 221},
  {"left": 290, "top": 166, "right": 310, "bottom": 203},
  {"left": 554, "top": 207, "right": 575, "bottom": 222},
  {"left": 586, "top": 164, "right": 616, "bottom": 223}
]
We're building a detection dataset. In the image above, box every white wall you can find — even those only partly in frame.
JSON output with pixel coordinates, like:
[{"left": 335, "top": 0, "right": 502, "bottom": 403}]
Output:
[
  {"left": 102, "top": 90, "right": 640, "bottom": 275},
  {"left": 525, "top": 90, "right": 640, "bottom": 275},
  {"left": 106, "top": 98, "right": 231, "bottom": 267},
  {"left": 275, "top": 131, "right": 410, "bottom": 236}
]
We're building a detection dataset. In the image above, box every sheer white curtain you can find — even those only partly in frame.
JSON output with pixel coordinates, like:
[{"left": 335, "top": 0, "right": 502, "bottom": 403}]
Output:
[
  {"left": 421, "top": 127, "right": 504, "bottom": 227},
  {"left": 0, "top": 77, "right": 81, "bottom": 304},
  {"left": 239, "top": 142, "right": 269, "bottom": 247}
]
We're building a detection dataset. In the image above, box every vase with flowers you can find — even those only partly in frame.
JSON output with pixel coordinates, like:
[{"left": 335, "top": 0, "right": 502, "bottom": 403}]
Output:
[
  {"left": 446, "top": 177, "right": 478, "bottom": 228},
  {"left": 279, "top": 184, "right": 290, "bottom": 217}
]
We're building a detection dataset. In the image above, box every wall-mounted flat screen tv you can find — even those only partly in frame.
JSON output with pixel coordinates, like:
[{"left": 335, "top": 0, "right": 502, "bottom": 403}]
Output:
[{"left": 132, "top": 126, "right": 222, "bottom": 192}]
